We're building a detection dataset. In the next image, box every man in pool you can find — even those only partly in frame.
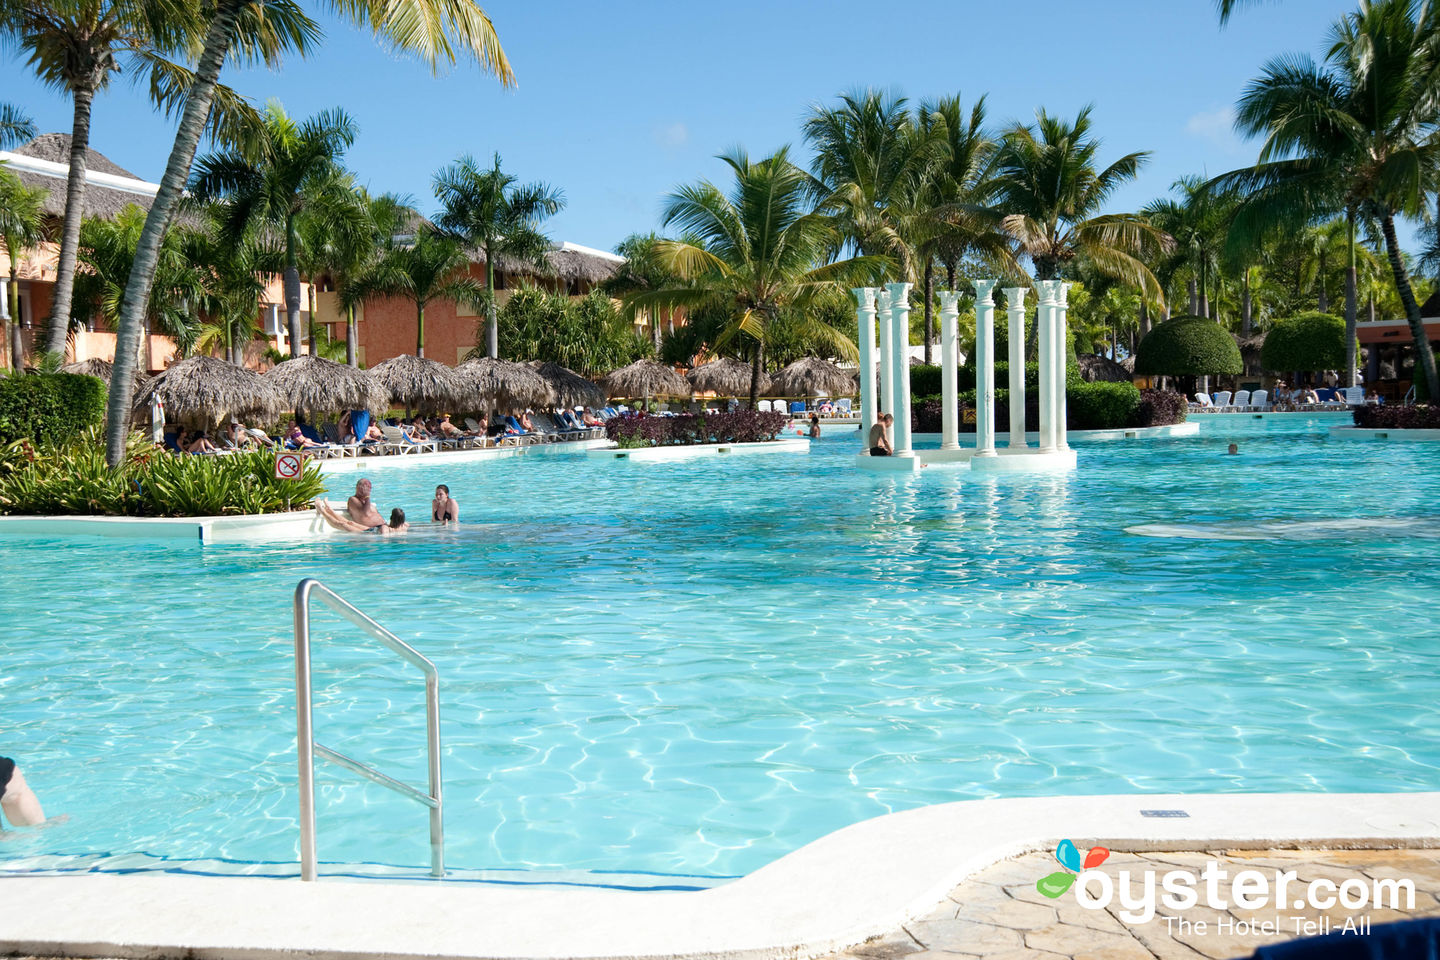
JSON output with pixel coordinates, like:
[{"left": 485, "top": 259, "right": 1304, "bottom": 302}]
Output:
[
  {"left": 1, "top": 756, "right": 45, "bottom": 827},
  {"left": 319, "top": 501, "right": 409, "bottom": 535},
  {"left": 347, "top": 478, "right": 385, "bottom": 530},
  {"left": 868, "top": 412, "right": 893, "bottom": 456},
  {"left": 432, "top": 484, "right": 459, "bottom": 522}
]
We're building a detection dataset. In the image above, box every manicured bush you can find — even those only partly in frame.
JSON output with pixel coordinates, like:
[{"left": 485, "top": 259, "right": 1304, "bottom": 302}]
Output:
[
  {"left": 0, "top": 372, "right": 107, "bottom": 445},
  {"left": 909, "top": 364, "right": 942, "bottom": 397},
  {"left": 0, "top": 430, "right": 326, "bottom": 517},
  {"left": 1067, "top": 381, "right": 1141, "bottom": 430},
  {"left": 603, "top": 410, "right": 789, "bottom": 447},
  {"left": 1261, "top": 312, "right": 1351, "bottom": 373},
  {"left": 1134, "top": 315, "right": 1242, "bottom": 376},
  {"left": 1352, "top": 404, "right": 1440, "bottom": 429},
  {"left": 1135, "top": 389, "right": 1188, "bottom": 427}
]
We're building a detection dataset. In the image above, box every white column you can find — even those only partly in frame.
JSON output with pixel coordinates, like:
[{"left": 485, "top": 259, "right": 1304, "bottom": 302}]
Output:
[
  {"left": 1036, "top": 281, "right": 1057, "bottom": 453},
  {"left": 852, "top": 287, "right": 878, "bottom": 450},
  {"left": 876, "top": 289, "right": 895, "bottom": 425},
  {"left": 887, "top": 281, "right": 914, "bottom": 455},
  {"left": 938, "top": 291, "right": 961, "bottom": 450},
  {"left": 1004, "top": 287, "right": 1028, "bottom": 448},
  {"left": 1055, "top": 282, "right": 1071, "bottom": 451},
  {"left": 973, "top": 279, "right": 998, "bottom": 457}
]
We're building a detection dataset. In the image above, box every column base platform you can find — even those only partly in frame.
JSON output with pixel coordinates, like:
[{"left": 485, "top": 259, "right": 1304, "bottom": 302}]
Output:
[
  {"left": 855, "top": 451, "right": 923, "bottom": 472},
  {"left": 968, "top": 447, "right": 1077, "bottom": 472}
]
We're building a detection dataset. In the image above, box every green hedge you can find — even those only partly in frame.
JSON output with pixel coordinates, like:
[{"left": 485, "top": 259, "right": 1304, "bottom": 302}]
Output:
[
  {"left": 1260, "top": 312, "right": 1350, "bottom": 372},
  {"left": 0, "top": 373, "right": 107, "bottom": 445},
  {"left": 1134, "top": 315, "right": 1242, "bottom": 376},
  {"left": 1068, "top": 381, "right": 1141, "bottom": 429}
]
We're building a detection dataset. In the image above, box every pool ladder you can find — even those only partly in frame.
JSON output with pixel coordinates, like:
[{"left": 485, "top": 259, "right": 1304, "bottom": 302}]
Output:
[{"left": 292, "top": 578, "right": 444, "bottom": 881}]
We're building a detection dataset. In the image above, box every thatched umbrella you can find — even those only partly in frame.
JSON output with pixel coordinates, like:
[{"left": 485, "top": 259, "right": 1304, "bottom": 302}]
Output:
[
  {"left": 1120, "top": 355, "right": 1136, "bottom": 373},
  {"left": 263, "top": 355, "right": 388, "bottom": 418},
  {"left": 604, "top": 359, "right": 692, "bottom": 403},
  {"left": 369, "top": 354, "right": 466, "bottom": 414},
  {"left": 770, "top": 357, "right": 858, "bottom": 399},
  {"left": 61, "top": 357, "right": 148, "bottom": 393},
  {"left": 132, "top": 355, "right": 285, "bottom": 427},
  {"left": 532, "top": 361, "right": 606, "bottom": 409},
  {"left": 687, "top": 357, "right": 771, "bottom": 396},
  {"left": 457, "top": 357, "right": 556, "bottom": 411},
  {"left": 1076, "top": 353, "right": 1133, "bottom": 383}
]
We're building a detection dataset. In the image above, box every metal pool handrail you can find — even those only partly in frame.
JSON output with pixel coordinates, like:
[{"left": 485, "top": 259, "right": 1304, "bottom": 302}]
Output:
[{"left": 293, "top": 577, "right": 444, "bottom": 880}]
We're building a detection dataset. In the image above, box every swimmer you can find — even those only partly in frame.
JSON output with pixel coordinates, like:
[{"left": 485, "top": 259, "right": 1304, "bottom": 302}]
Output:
[
  {"left": 1226, "top": 443, "right": 1239, "bottom": 455},
  {"left": 432, "top": 484, "right": 459, "bottom": 522},
  {"left": 347, "top": 478, "right": 384, "bottom": 529},
  {"left": 0, "top": 756, "right": 45, "bottom": 827},
  {"left": 319, "top": 501, "right": 408, "bottom": 535}
]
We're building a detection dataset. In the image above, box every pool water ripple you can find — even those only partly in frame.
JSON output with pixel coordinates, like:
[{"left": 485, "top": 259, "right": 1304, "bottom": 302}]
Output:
[{"left": 2, "top": 413, "right": 1439, "bottom": 879}]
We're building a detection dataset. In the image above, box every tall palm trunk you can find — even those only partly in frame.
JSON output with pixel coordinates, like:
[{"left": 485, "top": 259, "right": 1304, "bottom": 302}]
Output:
[
  {"left": 748, "top": 340, "right": 764, "bottom": 409},
  {"left": 307, "top": 279, "right": 318, "bottom": 356},
  {"left": 6, "top": 272, "right": 20, "bottom": 370},
  {"left": 651, "top": 308, "right": 661, "bottom": 351},
  {"left": 416, "top": 302, "right": 426, "bottom": 358},
  {"left": 1241, "top": 270, "right": 1252, "bottom": 337},
  {"left": 105, "top": 0, "right": 246, "bottom": 467},
  {"left": 1317, "top": 250, "right": 1329, "bottom": 312},
  {"left": 46, "top": 82, "right": 100, "bottom": 357},
  {"left": 922, "top": 259, "right": 934, "bottom": 364},
  {"left": 285, "top": 217, "right": 302, "bottom": 357},
  {"left": 945, "top": 260, "right": 957, "bottom": 296},
  {"left": 1380, "top": 212, "right": 1439, "bottom": 399},
  {"left": 1138, "top": 299, "right": 1150, "bottom": 338},
  {"left": 485, "top": 255, "right": 498, "bottom": 358},
  {"left": 1344, "top": 213, "right": 1356, "bottom": 388},
  {"left": 1187, "top": 278, "right": 1197, "bottom": 315},
  {"left": 346, "top": 304, "right": 358, "bottom": 366}
]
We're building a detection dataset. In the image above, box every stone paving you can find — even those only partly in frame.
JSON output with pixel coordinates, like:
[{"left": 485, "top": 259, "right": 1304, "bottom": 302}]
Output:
[{"left": 828, "top": 849, "right": 1440, "bottom": 960}]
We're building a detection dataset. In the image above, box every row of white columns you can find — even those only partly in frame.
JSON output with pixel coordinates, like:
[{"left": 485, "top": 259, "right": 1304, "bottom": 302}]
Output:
[{"left": 854, "top": 279, "right": 1071, "bottom": 459}]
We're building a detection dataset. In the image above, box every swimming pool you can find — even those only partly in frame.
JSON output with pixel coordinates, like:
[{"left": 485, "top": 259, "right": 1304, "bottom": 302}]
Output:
[{"left": 2, "top": 413, "right": 1438, "bottom": 884}]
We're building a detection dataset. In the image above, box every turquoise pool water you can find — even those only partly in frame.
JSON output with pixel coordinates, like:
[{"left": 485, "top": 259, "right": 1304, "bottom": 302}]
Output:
[{"left": 2, "top": 413, "right": 1438, "bottom": 883}]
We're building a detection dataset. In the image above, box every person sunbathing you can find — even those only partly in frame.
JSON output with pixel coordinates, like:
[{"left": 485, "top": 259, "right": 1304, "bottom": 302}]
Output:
[
  {"left": 186, "top": 430, "right": 218, "bottom": 454},
  {"left": 582, "top": 408, "right": 603, "bottom": 427},
  {"left": 410, "top": 416, "right": 431, "bottom": 439},
  {"left": 436, "top": 414, "right": 473, "bottom": 439},
  {"left": 285, "top": 420, "right": 323, "bottom": 450},
  {"left": 319, "top": 500, "right": 408, "bottom": 535}
]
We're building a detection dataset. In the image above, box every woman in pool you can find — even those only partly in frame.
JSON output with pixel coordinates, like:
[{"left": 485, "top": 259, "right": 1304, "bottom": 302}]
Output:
[
  {"left": 432, "top": 485, "right": 459, "bottom": 522},
  {"left": 318, "top": 501, "right": 409, "bottom": 535}
]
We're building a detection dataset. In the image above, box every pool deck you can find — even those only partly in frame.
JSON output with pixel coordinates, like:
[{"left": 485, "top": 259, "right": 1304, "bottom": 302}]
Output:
[{"left": 1, "top": 792, "right": 1436, "bottom": 960}]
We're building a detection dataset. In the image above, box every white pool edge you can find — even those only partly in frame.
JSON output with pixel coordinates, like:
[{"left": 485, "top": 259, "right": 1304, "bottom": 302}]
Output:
[{"left": 1, "top": 791, "right": 1435, "bottom": 960}]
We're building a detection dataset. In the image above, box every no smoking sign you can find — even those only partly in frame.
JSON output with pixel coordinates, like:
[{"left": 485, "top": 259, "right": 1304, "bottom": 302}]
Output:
[{"left": 274, "top": 452, "right": 303, "bottom": 480}]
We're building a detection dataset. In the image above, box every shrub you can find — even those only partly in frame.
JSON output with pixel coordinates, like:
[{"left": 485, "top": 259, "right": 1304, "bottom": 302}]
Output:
[
  {"left": 1067, "top": 381, "right": 1141, "bottom": 430},
  {"left": 1135, "top": 389, "right": 1188, "bottom": 427},
  {"left": 1352, "top": 404, "right": 1440, "bottom": 429},
  {"left": 909, "top": 365, "right": 942, "bottom": 397},
  {"left": 1134, "top": 315, "right": 1242, "bottom": 376},
  {"left": 915, "top": 361, "right": 1040, "bottom": 398},
  {"left": 603, "top": 410, "right": 789, "bottom": 447},
  {"left": 0, "top": 429, "right": 325, "bottom": 517},
  {"left": 1261, "top": 312, "right": 1351, "bottom": 373},
  {"left": 0, "top": 372, "right": 107, "bottom": 444}
]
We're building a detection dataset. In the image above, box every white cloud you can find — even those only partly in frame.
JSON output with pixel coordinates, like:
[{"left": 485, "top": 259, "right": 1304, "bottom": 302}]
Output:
[
  {"left": 1184, "top": 107, "right": 1244, "bottom": 155},
  {"left": 653, "top": 122, "right": 688, "bottom": 149}
]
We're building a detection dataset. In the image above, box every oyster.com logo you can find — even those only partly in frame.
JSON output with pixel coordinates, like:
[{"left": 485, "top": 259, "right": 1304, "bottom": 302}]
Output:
[{"left": 1036, "top": 839, "right": 1110, "bottom": 898}]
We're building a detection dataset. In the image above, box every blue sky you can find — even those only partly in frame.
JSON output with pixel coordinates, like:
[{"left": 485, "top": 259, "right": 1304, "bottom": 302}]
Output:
[{"left": 2, "top": 0, "right": 1353, "bottom": 254}]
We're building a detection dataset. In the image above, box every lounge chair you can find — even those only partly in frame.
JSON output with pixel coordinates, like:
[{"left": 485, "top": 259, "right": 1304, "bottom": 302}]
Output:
[
  {"left": 1213, "top": 390, "right": 1233, "bottom": 410},
  {"left": 835, "top": 398, "right": 853, "bottom": 418},
  {"left": 757, "top": 400, "right": 773, "bottom": 413},
  {"left": 380, "top": 424, "right": 437, "bottom": 454},
  {"left": 1250, "top": 389, "right": 1270, "bottom": 411},
  {"left": 1345, "top": 386, "right": 1366, "bottom": 405},
  {"left": 536, "top": 412, "right": 582, "bottom": 441},
  {"left": 502, "top": 415, "right": 543, "bottom": 445},
  {"left": 1232, "top": 389, "right": 1252, "bottom": 411},
  {"left": 1191, "top": 393, "right": 1214, "bottom": 410},
  {"left": 789, "top": 401, "right": 807, "bottom": 416}
]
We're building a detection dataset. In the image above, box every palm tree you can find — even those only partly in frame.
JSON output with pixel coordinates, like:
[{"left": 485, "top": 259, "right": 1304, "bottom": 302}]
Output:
[
  {"left": 0, "top": 170, "right": 47, "bottom": 369},
  {"left": 354, "top": 227, "right": 483, "bottom": 358},
  {"left": 0, "top": 0, "right": 270, "bottom": 358},
  {"left": 1143, "top": 175, "right": 1236, "bottom": 318},
  {"left": 190, "top": 101, "right": 358, "bottom": 358},
  {"left": 294, "top": 167, "right": 370, "bottom": 357},
  {"left": 993, "top": 107, "right": 1168, "bottom": 302},
  {"left": 185, "top": 205, "right": 281, "bottom": 364},
  {"left": 601, "top": 232, "right": 694, "bottom": 350},
  {"left": 102, "top": 0, "right": 514, "bottom": 467},
  {"left": 1215, "top": 0, "right": 1440, "bottom": 397},
  {"left": 622, "top": 146, "right": 886, "bottom": 407},
  {"left": 0, "top": 102, "right": 36, "bottom": 147},
  {"left": 433, "top": 152, "right": 565, "bottom": 359},
  {"left": 332, "top": 189, "right": 411, "bottom": 366}
]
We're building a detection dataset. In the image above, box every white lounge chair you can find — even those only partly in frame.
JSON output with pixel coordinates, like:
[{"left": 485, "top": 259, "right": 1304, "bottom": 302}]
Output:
[
  {"left": 1191, "top": 392, "right": 1214, "bottom": 409},
  {"left": 757, "top": 400, "right": 773, "bottom": 413},
  {"left": 1250, "top": 390, "right": 1270, "bottom": 411},
  {"left": 835, "top": 398, "right": 853, "bottom": 417},
  {"left": 1345, "top": 386, "right": 1366, "bottom": 405},
  {"left": 1213, "top": 390, "right": 1233, "bottom": 410},
  {"left": 1232, "top": 389, "right": 1251, "bottom": 411},
  {"left": 380, "top": 424, "right": 437, "bottom": 454}
]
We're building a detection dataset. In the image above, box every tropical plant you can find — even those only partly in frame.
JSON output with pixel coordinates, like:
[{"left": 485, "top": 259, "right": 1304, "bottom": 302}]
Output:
[
  {"left": 0, "top": 0, "right": 274, "bottom": 357},
  {"left": 185, "top": 205, "right": 282, "bottom": 364},
  {"left": 1261, "top": 311, "right": 1351, "bottom": 372},
  {"left": 993, "top": 106, "right": 1168, "bottom": 301},
  {"left": 433, "top": 152, "right": 565, "bottom": 360},
  {"left": 1143, "top": 175, "right": 1237, "bottom": 318},
  {"left": 354, "top": 226, "right": 482, "bottom": 357},
  {"left": 333, "top": 189, "right": 411, "bottom": 365},
  {"left": 602, "top": 232, "right": 692, "bottom": 350},
  {"left": 0, "top": 102, "right": 35, "bottom": 147},
  {"left": 1214, "top": 0, "right": 1440, "bottom": 398},
  {"left": 0, "top": 170, "right": 48, "bottom": 369},
  {"left": 1134, "top": 315, "right": 1244, "bottom": 383},
  {"left": 102, "top": 0, "right": 514, "bottom": 467},
  {"left": 623, "top": 146, "right": 884, "bottom": 406},
  {"left": 293, "top": 166, "right": 370, "bottom": 357},
  {"left": 0, "top": 370, "right": 105, "bottom": 442},
  {"left": 189, "top": 101, "right": 359, "bottom": 358}
]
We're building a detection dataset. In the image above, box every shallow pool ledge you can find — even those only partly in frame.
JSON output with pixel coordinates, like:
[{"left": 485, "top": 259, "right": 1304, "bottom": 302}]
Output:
[{"left": 2, "top": 792, "right": 1436, "bottom": 960}]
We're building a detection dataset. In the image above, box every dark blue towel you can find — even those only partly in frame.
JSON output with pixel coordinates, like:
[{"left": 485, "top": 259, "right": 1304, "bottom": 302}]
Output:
[{"left": 1251, "top": 917, "right": 1440, "bottom": 958}]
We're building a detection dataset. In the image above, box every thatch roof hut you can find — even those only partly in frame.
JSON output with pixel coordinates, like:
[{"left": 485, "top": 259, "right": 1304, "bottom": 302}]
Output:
[
  {"left": 132, "top": 355, "right": 285, "bottom": 425},
  {"left": 604, "top": 359, "right": 692, "bottom": 399},
  {"left": 545, "top": 245, "right": 623, "bottom": 286},
  {"left": 687, "top": 358, "right": 771, "bottom": 396},
  {"left": 263, "top": 356, "right": 388, "bottom": 417},
  {"left": 457, "top": 358, "right": 555, "bottom": 410},
  {"left": 61, "top": 357, "right": 147, "bottom": 392},
  {"left": 368, "top": 355, "right": 466, "bottom": 413},
  {"left": 8, "top": 134, "right": 159, "bottom": 220},
  {"left": 1075, "top": 353, "right": 1133, "bottom": 383},
  {"left": 770, "top": 357, "right": 858, "bottom": 398},
  {"left": 532, "top": 361, "right": 606, "bottom": 409}
]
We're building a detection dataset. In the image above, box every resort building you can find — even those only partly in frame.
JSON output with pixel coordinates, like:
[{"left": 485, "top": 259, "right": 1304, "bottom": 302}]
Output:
[{"left": 1, "top": 134, "right": 678, "bottom": 371}]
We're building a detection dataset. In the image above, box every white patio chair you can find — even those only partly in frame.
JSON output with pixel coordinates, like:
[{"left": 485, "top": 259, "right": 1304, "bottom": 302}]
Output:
[
  {"left": 836, "top": 398, "right": 853, "bottom": 417},
  {"left": 757, "top": 400, "right": 773, "bottom": 413},
  {"left": 1232, "top": 389, "right": 1251, "bottom": 410},
  {"left": 1345, "top": 386, "right": 1366, "bottom": 405},
  {"left": 1250, "top": 390, "right": 1270, "bottom": 411},
  {"left": 1213, "top": 390, "right": 1233, "bottom": 410},
  {"left": 1191, "top": 393, "right": 1214, "bottom": 409}
]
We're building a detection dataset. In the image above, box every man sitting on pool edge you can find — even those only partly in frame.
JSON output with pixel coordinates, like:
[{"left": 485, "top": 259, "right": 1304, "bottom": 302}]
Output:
[
  {"left": 319, "top": 501, "right": 409, "bottom": 535},
  {"left": 347, "top": 478, "right": 385, "bottom": 530}
]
